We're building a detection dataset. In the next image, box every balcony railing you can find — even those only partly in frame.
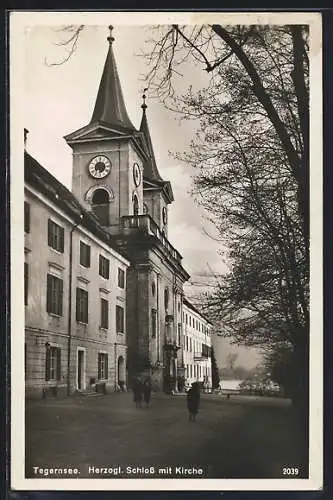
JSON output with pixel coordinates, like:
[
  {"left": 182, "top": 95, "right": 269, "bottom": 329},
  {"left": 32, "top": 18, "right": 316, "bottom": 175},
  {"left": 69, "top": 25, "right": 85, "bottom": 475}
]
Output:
[
  {"left": 194, "top": 352, "right": 209, "bottom": 361},
  {"left": 122, "top": 215, "right": 183, "bottom": 264}
]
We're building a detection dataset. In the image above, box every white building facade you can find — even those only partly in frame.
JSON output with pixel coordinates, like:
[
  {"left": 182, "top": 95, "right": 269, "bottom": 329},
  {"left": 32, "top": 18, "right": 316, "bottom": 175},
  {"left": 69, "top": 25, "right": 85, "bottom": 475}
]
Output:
[
  {"left": 25, "top": 151, "right": 130, "bottom": 398},
  {"left": 182, "top": 298, "right": 213, "bottom": 389}
]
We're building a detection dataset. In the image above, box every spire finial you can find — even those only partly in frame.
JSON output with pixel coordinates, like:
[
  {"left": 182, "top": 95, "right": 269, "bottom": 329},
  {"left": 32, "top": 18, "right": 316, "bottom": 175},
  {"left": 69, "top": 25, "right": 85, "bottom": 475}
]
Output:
[
  {"left": 107, "top": 25, "right": 114, "bottom": 44},
  {"left": 141, "top": 88, "right": 148, "bottom": 111}
]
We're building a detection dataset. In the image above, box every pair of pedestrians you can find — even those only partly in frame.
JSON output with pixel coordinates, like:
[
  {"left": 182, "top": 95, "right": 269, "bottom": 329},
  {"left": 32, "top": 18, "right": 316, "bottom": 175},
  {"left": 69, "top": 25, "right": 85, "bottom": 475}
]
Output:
[{"left": 132, "top": 376, "right": 151, "bottom": 408}]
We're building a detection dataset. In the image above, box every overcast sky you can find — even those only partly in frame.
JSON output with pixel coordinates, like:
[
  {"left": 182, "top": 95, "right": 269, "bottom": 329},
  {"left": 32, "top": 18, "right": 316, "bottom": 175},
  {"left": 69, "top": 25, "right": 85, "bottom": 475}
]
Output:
[{"left": 21, "top": 19, "right": 262, "bottom": 369}]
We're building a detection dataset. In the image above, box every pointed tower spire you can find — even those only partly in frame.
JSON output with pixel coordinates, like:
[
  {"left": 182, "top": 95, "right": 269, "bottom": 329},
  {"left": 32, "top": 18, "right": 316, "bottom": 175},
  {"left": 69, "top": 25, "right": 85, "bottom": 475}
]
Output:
[
  {"left": 90, "top": 26, "right": 136, "bottom": 131},
  {"left": 139, "top": 91, "right": 163, "bottom": 181}
]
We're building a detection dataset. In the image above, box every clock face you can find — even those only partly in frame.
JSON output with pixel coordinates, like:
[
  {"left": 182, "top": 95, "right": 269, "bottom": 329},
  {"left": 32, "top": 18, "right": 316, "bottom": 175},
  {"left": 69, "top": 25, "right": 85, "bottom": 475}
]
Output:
[
  {"left": 133, "top": 162, "right": 142, "bottom": 187},
  {"left": 88, "top": 155, "right": 111, "bottom": 179},
  {"left": 162, "top": 206, "right": 167, "bottom": 225}
]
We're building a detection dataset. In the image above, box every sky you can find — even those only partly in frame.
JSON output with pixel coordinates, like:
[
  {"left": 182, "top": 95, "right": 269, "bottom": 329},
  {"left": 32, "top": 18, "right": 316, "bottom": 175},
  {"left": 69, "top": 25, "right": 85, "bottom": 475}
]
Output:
[{"left": 22, "top": 20, "right": 262, "bottom": 370}]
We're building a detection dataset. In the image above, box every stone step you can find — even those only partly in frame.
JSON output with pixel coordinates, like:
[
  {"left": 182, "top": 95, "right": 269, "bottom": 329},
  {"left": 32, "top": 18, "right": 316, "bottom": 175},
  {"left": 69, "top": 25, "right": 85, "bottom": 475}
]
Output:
[{"left": 75, "top": 391, "right": 104, "bottom": 398}]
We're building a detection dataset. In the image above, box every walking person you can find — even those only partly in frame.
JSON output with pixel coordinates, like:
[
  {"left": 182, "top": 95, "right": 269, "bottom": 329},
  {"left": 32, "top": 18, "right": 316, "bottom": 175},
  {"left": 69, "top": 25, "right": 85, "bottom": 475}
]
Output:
[
  {"left": 187, "top": 381, "right": 200, "bottom": 422},
  {"left": 132, "top": 376, "right": 143, "bottom": 409},
  {"left": 143, "top": 377, "right": 152, "bottom": 408}
]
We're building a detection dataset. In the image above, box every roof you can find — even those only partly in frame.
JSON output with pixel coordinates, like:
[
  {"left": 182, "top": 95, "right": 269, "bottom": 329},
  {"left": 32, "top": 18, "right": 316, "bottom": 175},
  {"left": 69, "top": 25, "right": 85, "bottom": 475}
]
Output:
[
  {"left": 139, "top": 107, "right": 174, "bottom": 203},
  {"left": 89, "top": 33, "right": 136, "bottom": 133},
  {"left": 183, "top": 297, "right": 213, "bottom": 325},
  {"left": 24, "top": 151, "right": 129, "bottom": 264}
]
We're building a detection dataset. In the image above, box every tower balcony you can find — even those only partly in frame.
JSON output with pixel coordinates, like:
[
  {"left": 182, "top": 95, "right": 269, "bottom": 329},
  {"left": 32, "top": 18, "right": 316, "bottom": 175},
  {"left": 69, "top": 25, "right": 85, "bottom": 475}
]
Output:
[{"left": 121, "top": 214, "right": 183, "bottom": 264}]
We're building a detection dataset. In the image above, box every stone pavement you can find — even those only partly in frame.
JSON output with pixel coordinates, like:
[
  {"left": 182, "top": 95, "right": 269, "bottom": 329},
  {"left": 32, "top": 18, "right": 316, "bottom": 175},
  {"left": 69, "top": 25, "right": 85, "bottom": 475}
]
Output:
[{"left": 25, "top": 391, "right": 308, "bottom": 479}]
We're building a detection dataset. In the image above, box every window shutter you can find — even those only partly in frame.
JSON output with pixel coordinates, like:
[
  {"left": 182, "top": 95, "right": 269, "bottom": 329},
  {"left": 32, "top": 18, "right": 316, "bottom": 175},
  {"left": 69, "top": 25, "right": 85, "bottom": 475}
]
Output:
[
  {"left": 87, "top": 245, "right": 91, "bottom": 267},
  {"left": 47, "top": 219, "right": 52, "bottom": 247},
  {"left": 85, "top": 290, "right": 89, "bottom": 324},
  {"left": 60, "top": 226, "right": 64, "bottom": 253},
  {"left": 76, "top": 288, "right": 80, "bottom": 322},
  {"left": 106, "top": 259, "right": 110, "bottom": 279},
  {"left": 45, "top": 346, "right": 50, "bottom": 381},
  {"left": 24, "top": 202, "right": 30, "bottom": 233},
  {"left": 46, "top": 274, "right": 52, "bottom": 313},
  {"left": 59, "top": 279, "right": 63, "bottom": 316},
  {"left": 56, "top": 348, "right": 61, "bottom": 380}
]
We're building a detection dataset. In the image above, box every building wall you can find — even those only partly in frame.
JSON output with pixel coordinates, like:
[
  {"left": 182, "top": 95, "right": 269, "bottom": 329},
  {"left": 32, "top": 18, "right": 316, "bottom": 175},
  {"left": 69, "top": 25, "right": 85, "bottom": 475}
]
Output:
[
  {"left": 24, "top": 185, "right": 129, "bottom": 398},
  {"left": 70, "top": 139, "right": 144, "bottom": 233},
  {"left": 125, "top": 243, "right": 186, "bottom": 391},
  {"left": 182, "top": 303, "right": 212, "bottom": 388}
]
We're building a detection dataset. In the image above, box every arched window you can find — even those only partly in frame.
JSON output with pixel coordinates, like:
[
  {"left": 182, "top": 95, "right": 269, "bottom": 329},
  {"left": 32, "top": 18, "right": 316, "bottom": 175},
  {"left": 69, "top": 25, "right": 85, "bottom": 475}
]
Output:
[
  {"left": 133, "top": 195, "right": 139, "bottom": 216},
  {"left": 92, "top": 188, "right": 109, "bottom": 226}
]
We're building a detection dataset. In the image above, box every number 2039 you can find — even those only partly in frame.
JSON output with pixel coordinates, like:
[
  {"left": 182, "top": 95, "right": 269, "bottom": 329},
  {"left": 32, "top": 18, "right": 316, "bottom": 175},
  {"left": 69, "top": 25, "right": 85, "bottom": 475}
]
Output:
[{"left": 283, "top": 467, "right": 299, "bottom": 476}]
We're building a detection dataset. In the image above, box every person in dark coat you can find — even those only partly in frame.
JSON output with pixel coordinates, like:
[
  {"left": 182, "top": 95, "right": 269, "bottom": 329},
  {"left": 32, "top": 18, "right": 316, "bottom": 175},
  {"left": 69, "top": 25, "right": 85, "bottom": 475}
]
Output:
[
  {"left": 143, "top": 377, "right": 152, "bottom": 408},
  {"left": 187, "top": 382, "right": 200, "bottom": 421},
  {"left": 132, "top": 376, "right": 143, "bottom": 408}
]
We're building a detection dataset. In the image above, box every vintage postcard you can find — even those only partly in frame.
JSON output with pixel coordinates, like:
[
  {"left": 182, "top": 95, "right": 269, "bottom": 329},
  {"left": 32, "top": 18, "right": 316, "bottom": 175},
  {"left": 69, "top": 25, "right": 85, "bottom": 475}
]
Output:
[{"left": 10, "top": 10, "right": 323, "bottom": 491}]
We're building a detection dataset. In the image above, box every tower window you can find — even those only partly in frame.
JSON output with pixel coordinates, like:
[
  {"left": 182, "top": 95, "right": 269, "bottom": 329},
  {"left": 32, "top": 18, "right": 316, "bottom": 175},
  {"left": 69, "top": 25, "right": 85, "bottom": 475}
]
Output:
[
  {"left": 164, "top": 287, "right": 169, "bottom": 310},
  {"left": 133, "top": 194, "right": 139, "bottom": 216},
  {"left": 151, "top": 309, "right": 157, "bottom": 338},
  {"left": 92, "top": 188, "right": 109, "bottom": 226}
]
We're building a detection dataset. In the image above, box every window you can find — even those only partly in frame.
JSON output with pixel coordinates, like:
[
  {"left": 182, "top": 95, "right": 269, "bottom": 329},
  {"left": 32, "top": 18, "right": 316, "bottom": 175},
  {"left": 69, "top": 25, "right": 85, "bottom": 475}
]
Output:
[
  {"left": 164, "top": 287, "right": 169, "bottom": 310},
  {"left": 45, "top": 345, "right": 61, "bottom": 381},
  {"left": 24, "top": 202, "right": 30, "bottom": 233},
  {"left": 186, "top": 314, "right": 188, "bottom": 325},
  {"left": 116, "top": 305, "right": 124, "bottom": 333},
  {"left": 99, "top": 255, "right": 110, "bottom": 279},
  {"left": 46, "top": 274, "right": 63, "bottom": 316},
  {"left": 80, "top": 241, "right": 91, "bottom": 268},
  {"left": 118, "top": 268, "right": 125, "bottom": 288},
  {"left": 98, "top": 352, "right": 108, "bottom": 380},
  {"left": 100, "top": 298, "right": 109, "bottom": 329},
  {"left": 151, "top": 309, "right": 157, "bottom": 338},
  {"left": 133, "top": 195, "right": 139, "bottom": 215},
  {"left": 177, "top": 323, "right": 182, "bottom": 345},
  {"left": 24, "top": 262, "right": 28, "bottom": 305},
  {"left": 92, "top": 189, "right": 109, "bottom": 226},
  {"left": 76, "top": 287, "right": 88, "bottom": 323},
  {"left": 48, "top": 219, "right": 64, "bottom": 253}
]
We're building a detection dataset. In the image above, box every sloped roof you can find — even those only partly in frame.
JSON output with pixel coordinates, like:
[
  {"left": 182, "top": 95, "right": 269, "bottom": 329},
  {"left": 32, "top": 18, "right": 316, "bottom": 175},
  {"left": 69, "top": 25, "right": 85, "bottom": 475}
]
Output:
[
  {"left": 24, "top": 151, "right": 129, "bottom": 262},
  {"left": 183, "top": 297, "right": 213, "bottom": 325},
  {"left": 89, "top": 35, "right": 136, "bottom": 133}
]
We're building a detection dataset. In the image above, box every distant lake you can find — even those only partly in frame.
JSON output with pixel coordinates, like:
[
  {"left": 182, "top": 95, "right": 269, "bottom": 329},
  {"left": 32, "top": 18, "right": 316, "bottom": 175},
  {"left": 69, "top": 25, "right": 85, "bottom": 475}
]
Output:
[{"left": 219, "top": 379, "right": 243, "bottom": 391}]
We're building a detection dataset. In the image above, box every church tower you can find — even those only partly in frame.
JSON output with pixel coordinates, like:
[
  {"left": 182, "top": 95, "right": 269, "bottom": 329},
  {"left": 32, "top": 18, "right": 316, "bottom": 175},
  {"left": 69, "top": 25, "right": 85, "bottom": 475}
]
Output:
[
  {"left": 65, "top": 27, "right": 190, "bottom": 392},
  {"left": 64, "top": 26, "right": 146, "bottom": 233}
]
